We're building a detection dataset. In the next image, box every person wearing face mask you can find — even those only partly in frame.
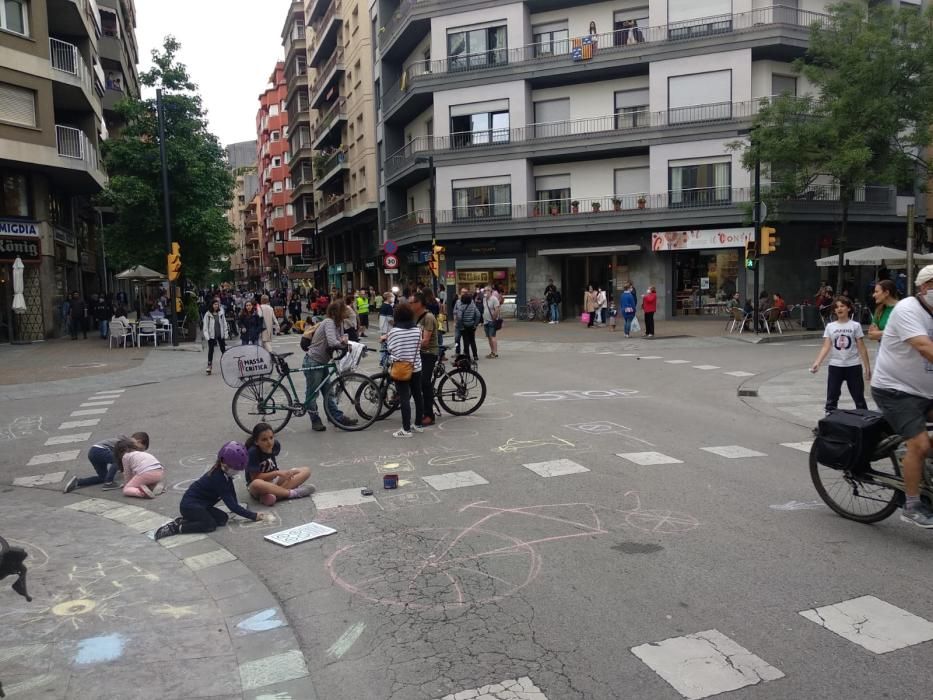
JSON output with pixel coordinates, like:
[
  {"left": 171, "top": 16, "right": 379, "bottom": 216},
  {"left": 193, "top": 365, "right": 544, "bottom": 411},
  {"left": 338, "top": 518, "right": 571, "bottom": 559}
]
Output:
[
  {"left": 153, "top": 441, "right": 265, "bottom": 539},
  {"left": 870, "top": 265, "right": 933, "bottom": 529}
]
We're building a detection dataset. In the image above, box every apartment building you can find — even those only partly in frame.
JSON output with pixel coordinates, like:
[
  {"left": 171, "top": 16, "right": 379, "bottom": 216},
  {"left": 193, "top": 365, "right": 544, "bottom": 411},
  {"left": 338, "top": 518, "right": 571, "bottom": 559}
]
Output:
[
  {"left": 97, "top": 0, "right": 139, "bottom": 133},
  {"left": 307, "top": 0, "right": 380, "bottom": 293},
  {"left": 0, "top": 0, "right": 115, "bottom": 340},
  {"left": 257, "top": 61, "right": 300, "bottom": 291},
  {"left": 224, "top": 140, "right": 258, "bottom": 286},
  {"left": 374, "top": 0, "right": 919, "bottom": 318}
]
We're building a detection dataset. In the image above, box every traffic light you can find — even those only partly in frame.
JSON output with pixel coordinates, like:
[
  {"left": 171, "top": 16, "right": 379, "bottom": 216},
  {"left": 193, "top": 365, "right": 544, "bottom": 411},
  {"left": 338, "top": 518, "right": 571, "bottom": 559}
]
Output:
[
  {"left": 744, "top": 240, "right": 758, "bottom": 269},
  {"left": 760, "top": 226, "right": 779, "bottom": 255},
  {"left": 429, "top": 243, "right": 445, "bottom": 277},
  {"left": 167, "top": 242, "right": 181, "bottom": 281}
]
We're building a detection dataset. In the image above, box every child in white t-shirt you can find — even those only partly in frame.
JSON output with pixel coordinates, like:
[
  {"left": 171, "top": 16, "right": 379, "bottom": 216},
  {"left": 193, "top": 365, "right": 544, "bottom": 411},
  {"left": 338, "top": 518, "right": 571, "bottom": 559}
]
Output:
[{"left": 810, "top": 296, "right": 871, "bottom": 413}]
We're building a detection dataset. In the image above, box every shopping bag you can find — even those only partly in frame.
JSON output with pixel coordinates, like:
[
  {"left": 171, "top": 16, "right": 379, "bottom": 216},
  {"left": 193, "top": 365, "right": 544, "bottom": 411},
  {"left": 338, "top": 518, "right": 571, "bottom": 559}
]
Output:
[
  {"left": 580, "top": 312, "right": 591, "bottom": 324},
  {"left": 630, "top": 316, "right": 641, "bottom": 334}
]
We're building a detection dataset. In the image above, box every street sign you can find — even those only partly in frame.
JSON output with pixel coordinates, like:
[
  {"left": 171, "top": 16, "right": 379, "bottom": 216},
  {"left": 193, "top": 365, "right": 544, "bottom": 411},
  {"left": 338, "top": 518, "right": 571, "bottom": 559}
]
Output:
[
  {"left": 383, "top": 240, "right": 398, "bottom": 255},
  {"left": 384, "top": 254, "right": 399, "bottom": 269},
  {"left": 384, "top": 268, "right": 399, "bottom": 275}
]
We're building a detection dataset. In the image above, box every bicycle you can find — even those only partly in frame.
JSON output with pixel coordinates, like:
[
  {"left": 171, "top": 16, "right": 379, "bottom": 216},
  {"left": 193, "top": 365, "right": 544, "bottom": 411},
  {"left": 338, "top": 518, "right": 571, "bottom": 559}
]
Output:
[
  {"left": 519, "top": 297, "right": 549, "bottom": 321},
  {"left": 231, "top": 350, "right": 382, "bottom": 434},
  {"left": 810, "top": 423, "right": 933, "bottom": 523},
  {"left": 362, "top": 344, "right": 486, "bottom": 421}
]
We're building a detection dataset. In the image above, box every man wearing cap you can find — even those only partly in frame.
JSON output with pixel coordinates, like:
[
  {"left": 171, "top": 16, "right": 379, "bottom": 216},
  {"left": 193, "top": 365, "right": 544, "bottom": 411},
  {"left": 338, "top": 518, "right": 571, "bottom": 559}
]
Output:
[{"left": 870, "top": 264, "right": 933, "bottom": 528}]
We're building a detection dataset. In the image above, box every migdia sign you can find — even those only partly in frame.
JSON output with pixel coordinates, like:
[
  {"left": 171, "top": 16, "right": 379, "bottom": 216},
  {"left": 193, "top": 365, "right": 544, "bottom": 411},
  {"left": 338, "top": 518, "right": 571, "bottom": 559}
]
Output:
[{"left": 0, "top": 220, "right": 39, "bottom": 236}]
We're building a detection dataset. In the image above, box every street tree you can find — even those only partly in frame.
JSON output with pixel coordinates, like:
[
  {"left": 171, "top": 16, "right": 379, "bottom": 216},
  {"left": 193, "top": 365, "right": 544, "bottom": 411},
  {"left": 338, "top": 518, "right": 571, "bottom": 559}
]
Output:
[
  {"left": 101, "top": 36, "right": 235, "bottom": 284},
  {"left": 731, "top": 2, "right": 933, "bottom": 291}
]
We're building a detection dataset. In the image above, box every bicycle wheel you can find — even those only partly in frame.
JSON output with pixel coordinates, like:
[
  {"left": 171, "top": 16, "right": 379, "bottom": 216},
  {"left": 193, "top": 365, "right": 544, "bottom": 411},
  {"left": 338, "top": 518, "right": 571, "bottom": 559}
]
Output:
[
  {"left": 325, "top": 372, "right": 380, "bottom": 431},
  {"left": 377, "top": 374, "right": 400, "bottom": 420},
  {"left": 232, "top": 378, "right": 293, "bottom": 434},
  {"left": 437, "top": 369, "right": 487, "bottom": 416},
  {"left": 536, "top": 306, "right": 548, "bottom": 321},
  {"left": 355, "top": 374, "right": 398, "bottom": 421},
  {"left": 520, "top": 305, "right": 535, "bottom": 321},
  {"left": 809, "top": 443, "right": 901, "bottom": 523}
]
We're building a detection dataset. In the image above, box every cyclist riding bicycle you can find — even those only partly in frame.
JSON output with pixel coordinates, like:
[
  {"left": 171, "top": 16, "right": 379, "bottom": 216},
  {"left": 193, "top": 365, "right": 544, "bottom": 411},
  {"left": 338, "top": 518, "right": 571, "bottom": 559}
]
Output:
[{"left": 870, "top": 264, "right": 933, "bottom": 528}]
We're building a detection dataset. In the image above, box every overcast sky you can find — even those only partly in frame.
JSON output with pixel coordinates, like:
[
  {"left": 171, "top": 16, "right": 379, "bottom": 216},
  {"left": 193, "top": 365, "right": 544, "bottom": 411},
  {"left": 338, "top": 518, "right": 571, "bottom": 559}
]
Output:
[{"left": 135, "top": 0, "right": 293, "bottom": 148}]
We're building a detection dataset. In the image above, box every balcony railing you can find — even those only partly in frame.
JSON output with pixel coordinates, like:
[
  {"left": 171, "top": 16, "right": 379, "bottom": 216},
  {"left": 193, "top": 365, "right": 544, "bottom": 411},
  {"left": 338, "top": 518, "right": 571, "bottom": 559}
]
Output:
[
  {"left": 313, "top": 97, "right": 347, "bottom": 142},
  {"left": 319, "top": 197, "right": 347, "bottom": 221},
  {"left": 49, "top": 38, "right": 93, "bottom": 95},
  {"left": 312, "top": 48, "right": 344, "bottom": 96},
  {"left": 382, "top": 5, "right": 828, "bottom": 113},
  {"left": 55, "top": 125, "right": 99, "bottom": 171},
  {"left": 385, "top": 99, "right": 768, "bottom": 177},
  {"left": 312, "top": 0, "right": 341, "bottom": 37},
  {"left": 385, "top": 185, "right": 891, "bottom": 235},
  {"left": 380, "top": 0, "right": 431, "bottom": 51},
  {"left": 315, "top": 150, "right": 346, "bottom": 179}
]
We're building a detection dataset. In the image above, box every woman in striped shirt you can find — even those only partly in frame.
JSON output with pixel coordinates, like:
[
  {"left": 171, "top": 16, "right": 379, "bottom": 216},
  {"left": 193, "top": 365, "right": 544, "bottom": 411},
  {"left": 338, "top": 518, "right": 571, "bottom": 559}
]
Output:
[{"left": 384, "top": 302, "right": 424, "bottom": 438}]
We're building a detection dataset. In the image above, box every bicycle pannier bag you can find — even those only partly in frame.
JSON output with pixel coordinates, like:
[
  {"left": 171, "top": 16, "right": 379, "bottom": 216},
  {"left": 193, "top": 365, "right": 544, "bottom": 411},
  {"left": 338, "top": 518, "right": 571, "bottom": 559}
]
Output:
[
  {"left": 813, "top": 409, "right": 888, "bottom": 473},
  {"left": 389, "top": 360, "right": 413, "bottom": 382}
]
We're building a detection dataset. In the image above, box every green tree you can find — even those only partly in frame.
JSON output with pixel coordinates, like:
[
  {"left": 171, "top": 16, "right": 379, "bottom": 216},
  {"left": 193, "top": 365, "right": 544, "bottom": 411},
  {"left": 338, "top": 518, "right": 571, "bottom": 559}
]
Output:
[
  {"left": 100, "top": 36, "right": 235, "bottom": 283},
  {"left": 731, "top": 2, "right": 933, "bottom": 291}
]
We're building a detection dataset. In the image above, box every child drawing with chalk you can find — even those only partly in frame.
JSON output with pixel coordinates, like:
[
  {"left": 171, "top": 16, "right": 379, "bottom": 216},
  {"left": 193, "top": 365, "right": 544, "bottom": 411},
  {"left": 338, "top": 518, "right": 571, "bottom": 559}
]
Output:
[
  {"left": 154, "top": 441, "right": 266, "bottom": 540},
  {"left": 245, "top": 422, "right": 313, "bottom": 506},
  {"left": 114, "top": 435, "right": 165, "bottom": 498},
  {"left": 63, "top": 431, "right": 149, "bottom": 493}
]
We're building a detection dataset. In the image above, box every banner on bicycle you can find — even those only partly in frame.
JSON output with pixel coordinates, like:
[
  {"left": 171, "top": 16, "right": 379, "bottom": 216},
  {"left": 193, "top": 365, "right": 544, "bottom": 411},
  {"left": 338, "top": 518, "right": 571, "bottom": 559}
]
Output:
[
  {"left": 220, "top": 345, "right": 274, "bottom": 388},
  {"left": 335, "top": 341, "right": 365, "bottom": 374}
]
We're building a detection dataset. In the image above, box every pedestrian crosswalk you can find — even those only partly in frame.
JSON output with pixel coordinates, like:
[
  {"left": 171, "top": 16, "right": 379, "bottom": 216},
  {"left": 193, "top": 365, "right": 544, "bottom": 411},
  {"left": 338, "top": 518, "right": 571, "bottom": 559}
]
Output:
[{"left": 592, "top": 350, "right": 757, "bottom": 380}]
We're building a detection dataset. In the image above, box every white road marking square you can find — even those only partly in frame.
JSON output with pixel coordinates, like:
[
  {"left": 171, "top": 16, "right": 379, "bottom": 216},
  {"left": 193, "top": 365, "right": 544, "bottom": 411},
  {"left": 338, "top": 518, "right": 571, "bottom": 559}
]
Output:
[
  {"left": 701, "top": 445, "right": 767, "bottom": 459},
  {"left": 27, "top": 450, "right": 80, "bottom": 466},
  {"left": 312, "top": 487, "right": 378, "bottom": 510},
  {"left": 65, "top": 498, "right": 123, "bottom": 514},
  {"left": 44, "top": 433, "right": 92, "bottom": 446},
  {"left": 615, "top": 353, "right": 638, "bottom": 357},
  {"left": 13, "top": 471, "right": 67, "bottom": 488},
  {"left": 437, "top": 676, "right": 547, "bottom": 700},
  {"left": 70, "top": 408, "right": 108, "bottom": 416},
  {"left": 522, "top": 459, "right": 590, "bottom": 478},
  {"left": 781, "top": 441, "right": 814, "bottom": 453},
  {"left": 158, "top": 533, "right": 208, "bottom": 549},
  {"left": 93, "top": 389, "right": 125, "bottom": 395},
  {"left": 80, "top": 400, "right": 115, "bottom": 407},
  {"left": 616, "top": 452, "right": 683, "bottom": 466},
  {"left": 239, "top": 649, "right": 309, "bottom": 691},
  {"left": 183, "top": 548, "right": 237, "bottom": 572},
  {"left": 631, "top": 629, "right": 784, "bottom": 700},
  {"left": 692, "top": 365, "right": 721, "bottom": 371},
  {"left": 59, "top": 419, "right": 100, "bottom": 429},
  {"left": 664, "top": 360, "right": 691, "bottom": 364},
  {"left": 723, "top": 371, "right": 756, "bottom": 377},
  {"left": 638, "top": 355, "right": 664, "bottom": 360},
  {"left": 799, "top": 595, "right": 933, "bottom": 654},
  {"left": 422, "top": 470, "right": 489, "bottom": 491}
]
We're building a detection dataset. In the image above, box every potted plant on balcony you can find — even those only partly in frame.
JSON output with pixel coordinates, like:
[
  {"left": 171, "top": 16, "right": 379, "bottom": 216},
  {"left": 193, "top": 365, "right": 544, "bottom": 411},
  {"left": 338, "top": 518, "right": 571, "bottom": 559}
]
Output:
[
  {"left": 549, "top": 205, "right": 560, "bottom": 216},
  {"left": 612, "top": 197, "right": 622, "bottom": 212},
  {"left": 591, "top": 201, "right": 601, "bottom": 213},
  {"left": 637, "top": 195, "right": 647, "bottom": 209},
  {"left": 532, "top": 206, "right": 541, "bottom": 217},
  {"left": 571, "top": 200, "right": 580, "bottom": 214}
]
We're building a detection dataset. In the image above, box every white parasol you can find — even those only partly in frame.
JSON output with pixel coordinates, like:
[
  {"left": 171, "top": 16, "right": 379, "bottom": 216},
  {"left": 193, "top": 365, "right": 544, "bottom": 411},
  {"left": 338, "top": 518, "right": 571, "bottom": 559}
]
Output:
[{"left": 12, "top": 257, "right": 26, "bottom": 314}]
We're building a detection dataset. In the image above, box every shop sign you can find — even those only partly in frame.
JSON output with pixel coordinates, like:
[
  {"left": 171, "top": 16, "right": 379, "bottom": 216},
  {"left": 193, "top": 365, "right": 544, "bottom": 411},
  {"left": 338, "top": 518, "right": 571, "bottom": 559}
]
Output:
[
  {"left": 651, "top": 228, "right": 754, "bottom": 251},
  {"left": 445, "top": 271, "right": 456, "bottom": 284},
  {"left": 0, "top": 219, "right": 39, "bottom": 236},
  {"left": 0, "top": 236, "right": 41, "bottom": 261},
  {"left": 364, "top": 261, "right": 376, "bottom": 270},
  {"left": 53, "top": 227, "right": 76, "bottom": 246},
  {"left": 457, "top": 271, "right": 489, "bottom": 284}
]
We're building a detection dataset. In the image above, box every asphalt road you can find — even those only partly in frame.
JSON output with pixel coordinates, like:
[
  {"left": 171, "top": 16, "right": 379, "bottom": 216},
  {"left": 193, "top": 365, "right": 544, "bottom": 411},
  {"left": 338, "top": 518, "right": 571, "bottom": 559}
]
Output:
[{"left": 1, "top": 330, "right": 931, "bottom": 700}]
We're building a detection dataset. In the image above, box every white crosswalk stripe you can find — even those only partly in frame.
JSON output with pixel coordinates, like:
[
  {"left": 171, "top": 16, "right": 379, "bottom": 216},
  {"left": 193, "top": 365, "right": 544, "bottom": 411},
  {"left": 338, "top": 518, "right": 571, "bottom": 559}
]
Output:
[
  {"left": 781, "top": 441, "right": 813, "bottom": 453},
  {"left": 80, "top": 400, "right": 115, "bottom": 407},
  {"left": 664, "top": 360, "right": 691, "bottom": 364},
  {"left": 27, "top": 450, "right": 80, "bottom": 466},
  {"left": 800, "top": 595, "right": 933, "bottom": 654},
  {"left": 692, "top": 365, "right": 720, "bottom": 370},
  {"left": 723, "top": 371, "right": 756, "bottom": 377},
  {"left": 522, "top": 459, "right": 590, "bottom": 478},
  {"left": 59, "top": 419, "right": 100, "bottom": 429},
  {"left": 422, "top": 470, "right": 489, "bottom": 490},
  {"left": 700, "top": 445, "right": 767, "bottom": 459},
  {"left": 616, "top": 451, "right": 683, "bottom": 466},
  {"left": 44, "top": 433, "right": 92, "bottom": 446},
  {"left": 71, "top": 408, "right": 108, "bottom": 416}
]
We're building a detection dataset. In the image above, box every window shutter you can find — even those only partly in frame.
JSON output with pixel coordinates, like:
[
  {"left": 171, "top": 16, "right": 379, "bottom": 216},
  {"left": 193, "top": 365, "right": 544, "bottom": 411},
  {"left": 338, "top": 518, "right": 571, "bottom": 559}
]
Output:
[{"left": 0, "top": 83, "right": 36, "bottom": 127}]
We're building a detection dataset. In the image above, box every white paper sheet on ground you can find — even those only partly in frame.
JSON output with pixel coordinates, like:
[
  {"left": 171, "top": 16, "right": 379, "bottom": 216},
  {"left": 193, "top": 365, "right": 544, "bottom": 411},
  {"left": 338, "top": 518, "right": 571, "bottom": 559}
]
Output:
[{"left": 264, "top": 522, "right": 337, "bottom": 547}]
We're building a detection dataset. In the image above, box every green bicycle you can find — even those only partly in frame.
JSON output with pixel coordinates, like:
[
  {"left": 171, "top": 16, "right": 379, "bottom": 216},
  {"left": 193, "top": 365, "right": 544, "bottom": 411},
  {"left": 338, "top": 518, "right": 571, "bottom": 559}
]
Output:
[{"left": 231, "top": 351, "right": 381, "bottom": 434}]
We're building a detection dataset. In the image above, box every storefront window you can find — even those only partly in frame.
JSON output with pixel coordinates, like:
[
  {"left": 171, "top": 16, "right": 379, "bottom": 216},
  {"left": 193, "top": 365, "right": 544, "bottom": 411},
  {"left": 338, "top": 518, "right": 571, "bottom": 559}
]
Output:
[
  {"left": 1, "top": 171, "right": 30, "bottom": 217},
  {"left": 672, "top": 249, "right": 739, "bottom": 315},
  {"left": 455, "top": 268, "right": 517, "bottom": 294}
]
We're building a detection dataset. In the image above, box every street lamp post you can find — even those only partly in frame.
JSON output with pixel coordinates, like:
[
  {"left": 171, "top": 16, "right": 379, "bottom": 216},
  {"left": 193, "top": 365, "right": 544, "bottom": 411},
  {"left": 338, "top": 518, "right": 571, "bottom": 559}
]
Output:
[{"left": 415, "top": 155, "right": 437, "bottom": 292}]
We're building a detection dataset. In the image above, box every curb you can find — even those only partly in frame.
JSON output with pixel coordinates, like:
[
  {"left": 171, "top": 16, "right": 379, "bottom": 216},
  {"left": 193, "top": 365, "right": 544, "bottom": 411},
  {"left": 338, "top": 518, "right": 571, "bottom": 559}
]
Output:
[
  {"left": 735, "top": 366, "right": 818, "bottom": 430},
  {"left": 63, "top": 497, "right": 318, "bottom": 699},
  {"left": 723, "top": 331, "right": 825, "bottom": 344}
]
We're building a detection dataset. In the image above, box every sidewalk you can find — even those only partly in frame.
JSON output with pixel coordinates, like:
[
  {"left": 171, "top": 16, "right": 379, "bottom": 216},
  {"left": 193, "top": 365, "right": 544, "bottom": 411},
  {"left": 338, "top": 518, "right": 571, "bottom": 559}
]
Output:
[{"left": 0, "top": 488, "right": 316, "bottom": 700}]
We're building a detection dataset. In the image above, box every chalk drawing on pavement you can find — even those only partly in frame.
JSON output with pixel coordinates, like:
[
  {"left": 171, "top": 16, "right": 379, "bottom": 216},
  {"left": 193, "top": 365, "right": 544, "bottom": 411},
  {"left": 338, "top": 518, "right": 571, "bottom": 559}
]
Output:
[
  {"left": 427, "top": 453, "right": 481, "bottom": 467},
  {"left": 513, "top": 388, "right": 640, "bottom": 402},
  {"left": 495, "top": 436, "right": 577, "bottom": 454},
  {"left": 0, "top": 416, "right": 46, "bottom": 441},
  {"left": 563, "top": 421, "right": 655, "bottom": 447}
]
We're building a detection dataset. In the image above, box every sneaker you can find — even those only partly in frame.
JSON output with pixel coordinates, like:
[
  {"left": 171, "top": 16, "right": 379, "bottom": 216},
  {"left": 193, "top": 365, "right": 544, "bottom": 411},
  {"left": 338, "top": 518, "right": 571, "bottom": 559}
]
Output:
[
  {"left": 900, "top": 505, "right": 933, "bottom": 529},
  {"left": 63, "top": 476, "right": 78, "bottom": 494},
  {"left": 310, "top": 416, "right": 326, "bottom": 432},
  {"left": 412, "top": 425, "right": 424, "bottom": 434},
  {"left": 336, "top": 415, "right": 358, "bottom": 427},
  {"left": 151, "top": 482, "right": 165, "bottom": 496},
  {"left": 421, "top": 416, "right": 435, "bottom": 427},
  {"left": 393, "top": 428, "right": 413, "bottom": 438},
  {"left": 101, "top": 482, "right": 120, "bottom": 491},
  {"left": 206, "top": 365, "right": 212, "bottom": 375},
  {"left": 292, "top": 486, "right": 313, "bottom": 498},
  {"left": 153, "top": 521, "right": 179, "bottom": 540},
  {"left": 260, "top": 493, "right": 277, "bottom": 506},
  {"left": 138, "top": 484, "right": 154, "bottom": 499}
]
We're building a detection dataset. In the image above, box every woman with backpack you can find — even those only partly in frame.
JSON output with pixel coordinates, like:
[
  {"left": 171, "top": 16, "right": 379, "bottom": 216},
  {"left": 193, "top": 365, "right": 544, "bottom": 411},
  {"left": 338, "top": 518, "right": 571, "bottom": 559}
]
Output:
[{"left": 457, "top": 293, "right": 481, "bottom": 364}]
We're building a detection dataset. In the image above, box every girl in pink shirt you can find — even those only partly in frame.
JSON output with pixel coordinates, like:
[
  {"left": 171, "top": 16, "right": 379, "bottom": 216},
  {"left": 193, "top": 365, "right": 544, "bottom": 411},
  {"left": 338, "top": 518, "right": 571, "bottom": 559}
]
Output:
[{"left": 114, "top": 437, "right": 165, "bottom": 499}]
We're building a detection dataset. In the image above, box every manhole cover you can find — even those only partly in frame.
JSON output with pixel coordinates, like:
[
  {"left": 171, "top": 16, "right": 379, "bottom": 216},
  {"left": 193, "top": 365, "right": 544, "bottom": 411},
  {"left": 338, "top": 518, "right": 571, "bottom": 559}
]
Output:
[{"left": 63, "top": 363, "right": 107, "bottom": 369}]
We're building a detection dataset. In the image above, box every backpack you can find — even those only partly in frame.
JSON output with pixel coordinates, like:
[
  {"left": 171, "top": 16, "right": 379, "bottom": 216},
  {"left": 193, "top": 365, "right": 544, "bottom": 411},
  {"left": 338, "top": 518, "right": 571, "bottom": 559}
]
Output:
[
  {"left": 461, "top": 304, "right": 479, "bottom": 329},
  {"left": 813, "top": 409, "right": 889, "bottom": 474}
]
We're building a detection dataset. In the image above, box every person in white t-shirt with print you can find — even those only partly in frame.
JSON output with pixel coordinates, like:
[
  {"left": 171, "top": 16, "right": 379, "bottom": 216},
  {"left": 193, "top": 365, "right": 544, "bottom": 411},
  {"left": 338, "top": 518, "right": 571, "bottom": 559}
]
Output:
[
  {"left": 810, "top": 296, "right": 871, "bottom": 413},
  {"left": 870, "top": 264, "right": 933, "bottom": 528}
]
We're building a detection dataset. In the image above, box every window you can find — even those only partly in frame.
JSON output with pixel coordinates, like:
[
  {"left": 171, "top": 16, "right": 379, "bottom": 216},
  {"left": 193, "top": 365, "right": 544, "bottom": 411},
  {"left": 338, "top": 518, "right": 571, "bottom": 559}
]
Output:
[
  {"left": 668, "top": 70, "right": 732, "bottom": 123},
  {"left": 667, "top": 0, "right": 732, "bottom": 39},
  {"left": 286, "top": 204, "right": 294, "bottom": 216},
  {"left": 274, "top": 206, "right": 285, "bottom": 218},
  {"left": 48, "top": 188, "right": 73, "bottom": 229},
  {"left": 533, "top": 23, "right": 569, "bottom": 57},
  {"left": 359, "top": 167, "right": 366, "bottom": 190},
  {"left": 613, "top": 8, "right": 648, "bottom": 46},
  {"left": 273, "top": 181, "right": 283, "bottom": 192},
  {"left": 533, "top": 99, "right": 570, "bottom": 138},
  {"left": 614, "top": 167, "right": 649, "bottom": 201},
  {"left": 1, "top": 171, "right": 30, "bottom": 217},
  {"left": 0, "top": 83, "right": 36, "bottom": 127},
  {"left": 668, "top": 160, "right": 731, "bottom": 207},
  {"left": 771, "top": 74, "right": 797, "bottom": 97},
  {"left": 285, "top": 177, "right": 293, "bottom": 189},
  {"left": 374, "top": 78, "right": 381, "bottom": 111},
  {"left": 100, "top": 8, "right": 119, "bottom": 37},
  {"left": 271, "top": 131, "right": 280, "bottom": 141},
  {"left": 534, "top": 175, "right": 570, "bottom": 214},
  {"left": 0, "top": 0, "right": 28, "bottom": 36},
  {"left": 447, "top": 24, "right": 507, "bottom": 72},
  {"left": 452, "top": 181, "right": 511, "bottom": 220},
  {"left": 269, "top": 105, "right": 279, "bottom": 116},
  {"left": 283, "top": 151, "right": 290, "bottom": 164},
  {"left": 450, "top": 100, "right": 510, "bottom": 148},
  {"left": 614, "top": 89, "right": 649, "bottom": 129},
  {"left": 272, "top": 156, "right": 282, "bottom": 167}
]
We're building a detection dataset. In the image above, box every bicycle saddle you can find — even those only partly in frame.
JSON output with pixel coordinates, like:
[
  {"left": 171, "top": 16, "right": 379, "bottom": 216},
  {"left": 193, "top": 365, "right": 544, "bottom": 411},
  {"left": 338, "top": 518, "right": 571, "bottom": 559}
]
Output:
[{"left": 0, "top": 536, "right": 31, "bottom": 602}]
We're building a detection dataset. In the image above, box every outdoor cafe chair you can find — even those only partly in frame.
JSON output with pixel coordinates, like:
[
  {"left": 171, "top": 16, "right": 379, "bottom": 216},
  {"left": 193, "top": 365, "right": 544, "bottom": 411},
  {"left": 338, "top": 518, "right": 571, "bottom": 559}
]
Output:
[
  {"left": 761, "top": 308, "right": 784, "bottom": 336},
  {"left": 137, "top": 320, "right": 158, "bottom": 347},
  {"left": 728, "top": 307, "right": 752, "bottom": 334},
  {"left": 108, "top": 320, "right": 134, "bottom": 349}
]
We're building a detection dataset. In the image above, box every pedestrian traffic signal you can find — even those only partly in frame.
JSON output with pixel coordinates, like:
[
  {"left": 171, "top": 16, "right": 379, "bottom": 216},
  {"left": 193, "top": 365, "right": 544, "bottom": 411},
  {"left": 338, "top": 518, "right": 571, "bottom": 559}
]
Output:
[
  {"left": 760, "top": 226, "right": 779, "bottom": 255},
  {"left": 429, "top": 244, "right": 445, "bottom": 278},
  {"left": 167, "top": 242, "right": 181, "bottom": 281},
  {"left": 745, "top": 241, "right": 758, "bottom": 269}
]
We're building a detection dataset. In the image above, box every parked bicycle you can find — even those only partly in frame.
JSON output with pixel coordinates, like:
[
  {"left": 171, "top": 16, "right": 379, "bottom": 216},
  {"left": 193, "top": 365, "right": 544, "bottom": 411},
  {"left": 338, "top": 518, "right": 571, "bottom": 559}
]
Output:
[
  {"left": 231, "top": 350, "right": 381, "bottom": 434},
  {"left": 810, "top": 419, "right": 933, "bottom": 523},
  {"left": 518, "top": 297, "right": 549, "bottom": 321},
  {"left": 361, "top": 344, "right": 486, "bottom": 421}
]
